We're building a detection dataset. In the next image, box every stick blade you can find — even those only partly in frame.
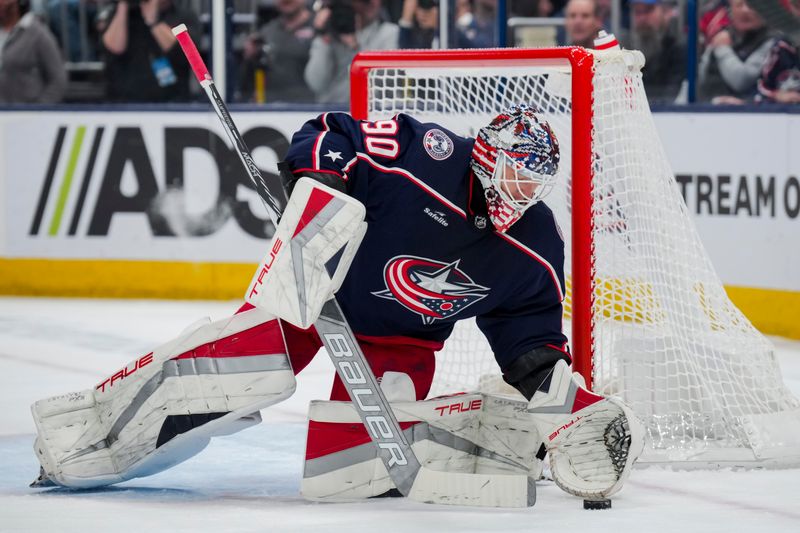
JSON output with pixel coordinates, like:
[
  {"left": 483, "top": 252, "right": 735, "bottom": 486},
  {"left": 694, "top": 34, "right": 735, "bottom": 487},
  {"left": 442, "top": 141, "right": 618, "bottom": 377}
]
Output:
[{"left": 408, "top": 467, "right": 536, "bottom": 508}]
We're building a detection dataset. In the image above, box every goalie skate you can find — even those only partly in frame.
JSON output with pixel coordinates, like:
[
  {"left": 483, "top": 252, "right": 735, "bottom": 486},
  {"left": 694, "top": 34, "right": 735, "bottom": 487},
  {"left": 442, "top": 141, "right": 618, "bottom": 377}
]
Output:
[{"left": 527, "top": 360, "right": 645, "bottom": 500}]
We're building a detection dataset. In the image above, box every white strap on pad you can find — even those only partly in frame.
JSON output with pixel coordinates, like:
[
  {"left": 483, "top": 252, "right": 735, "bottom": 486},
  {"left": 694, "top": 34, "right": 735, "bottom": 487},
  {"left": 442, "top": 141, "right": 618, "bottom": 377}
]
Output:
[{"left": 245, "top": 177, "right": 367, "bottom": 329}]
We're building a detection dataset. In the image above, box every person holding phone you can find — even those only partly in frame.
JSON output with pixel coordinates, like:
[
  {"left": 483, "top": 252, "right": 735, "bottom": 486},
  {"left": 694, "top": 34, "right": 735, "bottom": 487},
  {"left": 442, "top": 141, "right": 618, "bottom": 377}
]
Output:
[
  {"left": 398, "top": 0, "right": 438, "bottom": 49},
  {"left": 99, "top": 0, "right": 199, "bottom": 102},
  {"left": 304, "top": 0, "right": 399, "bottom": 103}
]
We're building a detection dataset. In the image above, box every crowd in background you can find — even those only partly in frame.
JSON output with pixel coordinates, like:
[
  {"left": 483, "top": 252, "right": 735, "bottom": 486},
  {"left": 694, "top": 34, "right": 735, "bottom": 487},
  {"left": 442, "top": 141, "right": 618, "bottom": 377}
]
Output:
[{"left": 0, "top": 0, "right": 797, "bottom": 105}]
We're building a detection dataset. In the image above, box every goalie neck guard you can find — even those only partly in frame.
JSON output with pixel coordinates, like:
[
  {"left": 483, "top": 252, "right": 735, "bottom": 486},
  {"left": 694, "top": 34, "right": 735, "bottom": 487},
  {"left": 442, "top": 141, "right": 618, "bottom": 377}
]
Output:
[{"left": 470, "top": 105, "right": 561, "bottom": 233}]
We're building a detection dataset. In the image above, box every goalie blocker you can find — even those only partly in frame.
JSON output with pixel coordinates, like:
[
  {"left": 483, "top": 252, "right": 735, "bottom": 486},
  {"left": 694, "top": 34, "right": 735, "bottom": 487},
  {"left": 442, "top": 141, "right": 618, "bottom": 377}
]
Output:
[{"left": 245, "top": 177, "right": 367, "bottom": 330}]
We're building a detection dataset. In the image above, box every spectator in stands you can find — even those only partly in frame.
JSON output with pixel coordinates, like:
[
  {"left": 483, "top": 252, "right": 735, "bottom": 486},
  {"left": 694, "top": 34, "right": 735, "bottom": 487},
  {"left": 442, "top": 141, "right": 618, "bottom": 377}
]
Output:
[
  {"left": 239, "top": 0, "right": 315, "bottom": 103},
  {"left": 555, "top": 0, "right": 625, "bottom": 44},
  {"left": 454, "top": 0, "right": 496, "bottom": 48},
  {"left": 0, "top": 0, "right": 67, "bottom": 103},
  {"left": 756, "top": 36, "right": 800, "bottom": 103},
  {"left": 563, "top": 0, "right": 602, "bottom": 48},
  {"left": 455, "top": 0, "right": 473, "bottom": 30},
  {"left": 513, "top": 0, "right": 555, "bottom": 17},
  {"left": 595, "top": 0, "right": 612, "bottom": 25},
  {"left": 47, "top": 0, "right": 101, "bottom": 62},
  {"left": 99, "top": 0, "right": 199, "bottom": 102},
  {"left": 700, "top": 0, "right": 731, "bottom": 44},
  {"left": 698, "top": 0, "right": 778, "bottom": 102},
  {"left": 748, "top": 0, "right": 800, "bottom": 43},
  {"left": 398, "top": 0, "right": 438, "bottom": 49},
  {"left": 382, "top": 0, "right": 405, "bottom": 22},
  {"left": 628, "top": 0, "right": 686, "bottom": 102},
  {"left": 305, "top": 0, "right": 398, "bottom": 104},
  {"left": 511, "top": 0, "right": 560, "bottom": 47}
]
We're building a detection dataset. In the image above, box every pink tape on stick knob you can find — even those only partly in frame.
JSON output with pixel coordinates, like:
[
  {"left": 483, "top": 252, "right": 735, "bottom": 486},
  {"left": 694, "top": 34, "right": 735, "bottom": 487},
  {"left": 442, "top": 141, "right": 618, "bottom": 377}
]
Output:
[{"left": 171, "top": 24, "right": 210, "bottom": 83}]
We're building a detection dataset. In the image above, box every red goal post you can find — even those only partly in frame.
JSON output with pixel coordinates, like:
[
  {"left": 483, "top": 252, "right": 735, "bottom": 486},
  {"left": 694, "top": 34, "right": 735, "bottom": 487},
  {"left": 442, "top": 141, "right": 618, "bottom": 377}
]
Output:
[{"left": 351, "top": 47, "right": 597, "bottom": 388}]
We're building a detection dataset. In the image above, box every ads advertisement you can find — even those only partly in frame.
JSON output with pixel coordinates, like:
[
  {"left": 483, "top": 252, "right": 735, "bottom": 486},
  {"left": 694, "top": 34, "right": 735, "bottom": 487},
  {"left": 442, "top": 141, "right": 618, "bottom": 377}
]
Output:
[
  {"left": 2, "top": 110, "right": 310, "bottom": 263},
  {"left": 656, "top": 112, "right": 799, "bottom": 293},
  {"left": 0, "top": 109, "right": 797, "bottom": 334}
]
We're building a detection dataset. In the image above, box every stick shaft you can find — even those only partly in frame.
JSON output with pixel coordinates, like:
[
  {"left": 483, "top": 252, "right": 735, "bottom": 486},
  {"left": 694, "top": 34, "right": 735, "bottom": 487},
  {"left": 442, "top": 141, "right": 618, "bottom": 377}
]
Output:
[
  {"left": 172, "top": 24, "right": 284, "bottom": 223},
  {"left": 171, "top": 24, "right": 421, "bottom": 496}
]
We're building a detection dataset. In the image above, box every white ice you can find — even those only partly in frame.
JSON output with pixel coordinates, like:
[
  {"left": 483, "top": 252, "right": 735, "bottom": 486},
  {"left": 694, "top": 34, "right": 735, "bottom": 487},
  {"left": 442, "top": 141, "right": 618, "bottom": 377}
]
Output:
[{"left": 1, "top": 297, "right": 798, "bottom": 532}]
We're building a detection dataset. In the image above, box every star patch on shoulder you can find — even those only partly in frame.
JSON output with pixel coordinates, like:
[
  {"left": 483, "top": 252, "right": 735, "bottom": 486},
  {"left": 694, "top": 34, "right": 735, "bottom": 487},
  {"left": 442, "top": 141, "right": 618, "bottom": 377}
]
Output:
[{"left": 324, "top": 150, "right": 343, "bottom": 162}]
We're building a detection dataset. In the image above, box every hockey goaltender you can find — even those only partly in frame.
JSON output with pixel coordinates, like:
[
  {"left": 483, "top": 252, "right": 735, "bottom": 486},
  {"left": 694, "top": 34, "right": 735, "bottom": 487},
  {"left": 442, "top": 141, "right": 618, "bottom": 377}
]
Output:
[{"left": 29, "top": 104, "right": 644, "bottom": 508}]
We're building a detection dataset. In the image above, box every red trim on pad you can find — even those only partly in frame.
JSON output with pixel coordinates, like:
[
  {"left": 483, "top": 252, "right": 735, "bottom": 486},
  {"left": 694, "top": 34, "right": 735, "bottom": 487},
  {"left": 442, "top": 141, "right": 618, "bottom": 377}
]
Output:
[
  {"left": 306, "top": 420, "right": 421, "bottom": 460},
  {"left": 571, "top": 387, "right": 604, "bottom": 414},
  {"left": 171, "top": 320, "right": 286, "bottom": 360},
  {"left": 293, "top": 187, "right": 335, "bottom": 238}
]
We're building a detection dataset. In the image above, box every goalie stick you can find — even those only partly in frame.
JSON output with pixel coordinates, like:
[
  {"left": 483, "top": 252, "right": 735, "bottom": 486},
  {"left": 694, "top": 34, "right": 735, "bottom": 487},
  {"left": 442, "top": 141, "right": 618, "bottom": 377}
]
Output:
[{"left": 171, "top": 24, "right": 535, "bottom": 508}]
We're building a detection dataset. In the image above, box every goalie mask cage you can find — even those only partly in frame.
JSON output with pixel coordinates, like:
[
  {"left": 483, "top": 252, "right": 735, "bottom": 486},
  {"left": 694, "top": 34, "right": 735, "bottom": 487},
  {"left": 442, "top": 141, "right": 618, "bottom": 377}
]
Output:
[{"left": 350, "top": 47, "right": 800, "bottom": 468}]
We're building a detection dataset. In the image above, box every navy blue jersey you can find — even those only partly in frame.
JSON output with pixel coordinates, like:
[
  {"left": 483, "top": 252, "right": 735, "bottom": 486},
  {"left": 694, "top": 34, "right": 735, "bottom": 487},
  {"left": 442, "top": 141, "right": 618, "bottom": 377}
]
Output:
[{"left": 284, "top": 112, "right": 568, "bottom": 369}]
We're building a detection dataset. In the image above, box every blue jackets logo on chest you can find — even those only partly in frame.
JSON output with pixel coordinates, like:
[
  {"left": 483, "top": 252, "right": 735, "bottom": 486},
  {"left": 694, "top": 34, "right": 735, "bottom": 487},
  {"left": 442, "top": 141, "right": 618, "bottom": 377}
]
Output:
[{"left": 373, "top": 256, "right": 490, "bottom": 325}]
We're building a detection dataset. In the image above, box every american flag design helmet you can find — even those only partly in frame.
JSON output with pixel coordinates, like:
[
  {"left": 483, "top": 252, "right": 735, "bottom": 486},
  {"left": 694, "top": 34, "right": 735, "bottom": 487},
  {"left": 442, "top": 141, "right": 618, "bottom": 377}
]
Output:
[{"left": 470, "top": 105, "right": 560, "bottom": 232}]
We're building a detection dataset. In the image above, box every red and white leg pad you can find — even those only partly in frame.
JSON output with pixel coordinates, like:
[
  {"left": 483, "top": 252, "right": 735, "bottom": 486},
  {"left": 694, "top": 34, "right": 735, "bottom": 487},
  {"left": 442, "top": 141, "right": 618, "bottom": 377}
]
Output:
[
  {"left": 301, "top": 374, "right": 543, "bottom": 501},
  {"left": 31, "top": 307, "right": 296, "bottom": 489},
  {"left": 527, "top": 360, "right": 645, "bottom": 500}
]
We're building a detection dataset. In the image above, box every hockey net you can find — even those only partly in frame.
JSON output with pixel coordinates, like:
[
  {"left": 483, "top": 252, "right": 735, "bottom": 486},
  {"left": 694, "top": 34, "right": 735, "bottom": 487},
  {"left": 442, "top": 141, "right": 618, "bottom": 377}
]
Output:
[{"left": 350, "top": 47, "right": 800, "bottom": 467}]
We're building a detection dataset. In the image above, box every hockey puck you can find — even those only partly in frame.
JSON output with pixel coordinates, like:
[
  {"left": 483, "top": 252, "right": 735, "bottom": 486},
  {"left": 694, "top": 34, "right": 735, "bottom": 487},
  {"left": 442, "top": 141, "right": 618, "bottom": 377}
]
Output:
[{"left": 583, "top": 499, "right": 612, "bottom": 510}]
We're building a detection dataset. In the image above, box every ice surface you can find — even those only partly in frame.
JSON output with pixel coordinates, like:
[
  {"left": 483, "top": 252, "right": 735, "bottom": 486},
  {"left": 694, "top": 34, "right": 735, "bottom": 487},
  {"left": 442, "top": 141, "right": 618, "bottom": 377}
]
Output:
[{"left": 1, "top": 297, "right": 798, "bottom": 532}]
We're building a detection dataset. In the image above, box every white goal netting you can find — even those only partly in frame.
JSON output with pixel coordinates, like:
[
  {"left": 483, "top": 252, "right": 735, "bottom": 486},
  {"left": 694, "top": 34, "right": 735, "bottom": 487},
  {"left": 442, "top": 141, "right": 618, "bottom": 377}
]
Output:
[{"left": 355, "top": 48, "right": 800, "bottom": 467}]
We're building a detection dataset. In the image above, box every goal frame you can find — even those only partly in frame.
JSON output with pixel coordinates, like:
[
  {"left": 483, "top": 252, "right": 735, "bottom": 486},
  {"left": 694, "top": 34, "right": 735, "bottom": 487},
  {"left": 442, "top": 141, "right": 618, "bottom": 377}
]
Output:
[
  {"left": 351, "top": 47, "right": 597, "bottom": 388},
  {"left": 349, "top": 47, "right": 800, "bottom": 468}
]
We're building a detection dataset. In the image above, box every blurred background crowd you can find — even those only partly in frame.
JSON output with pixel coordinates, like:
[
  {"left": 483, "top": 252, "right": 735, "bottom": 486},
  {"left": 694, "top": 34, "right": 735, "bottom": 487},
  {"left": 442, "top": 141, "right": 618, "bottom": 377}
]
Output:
[{"left": 0, "top": 0, "right": 797, "bottom": 106}]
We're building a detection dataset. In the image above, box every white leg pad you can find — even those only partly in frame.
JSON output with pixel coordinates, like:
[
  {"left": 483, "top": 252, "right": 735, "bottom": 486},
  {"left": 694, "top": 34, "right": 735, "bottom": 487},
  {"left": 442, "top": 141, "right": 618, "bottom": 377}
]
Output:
[
  {"left": 31, "top": 307, "right": 296, "bottom": 488},
  {"left": 301, "top": 391, "right": 543, "bottom": 501}
]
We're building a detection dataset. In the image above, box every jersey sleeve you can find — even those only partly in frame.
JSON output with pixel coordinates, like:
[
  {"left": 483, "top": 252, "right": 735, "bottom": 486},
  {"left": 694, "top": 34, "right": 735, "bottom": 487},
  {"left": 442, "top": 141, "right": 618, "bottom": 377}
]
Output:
[
  {"left": 476, "top": 205, "right": 569, "bottom": 371},
  {"left": 284, "top": 112, "right": 366, "bottom": 187},
  {"left": 475, "top": 289, "right": 569, "bottom": 372}
]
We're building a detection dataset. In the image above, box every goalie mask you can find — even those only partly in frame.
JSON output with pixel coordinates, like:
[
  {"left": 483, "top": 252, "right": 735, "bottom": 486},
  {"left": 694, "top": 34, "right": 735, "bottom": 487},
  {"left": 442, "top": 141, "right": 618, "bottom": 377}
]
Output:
[{"left": 470, "top": 105, "right": 560, "bottom": 233}]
